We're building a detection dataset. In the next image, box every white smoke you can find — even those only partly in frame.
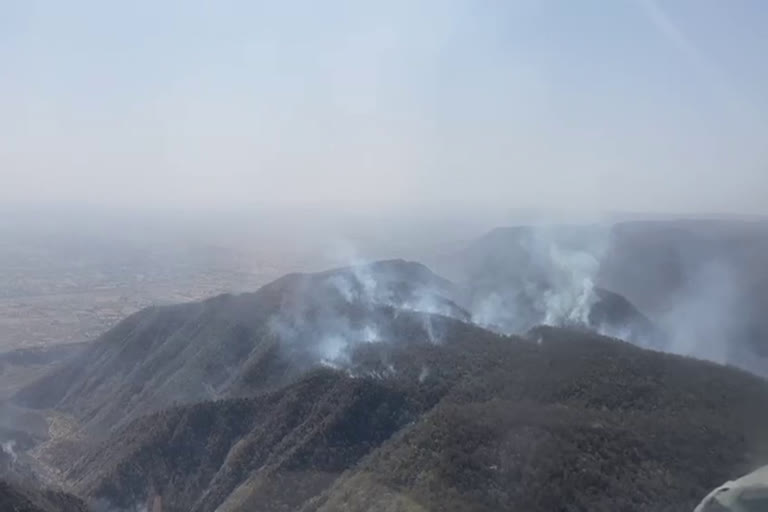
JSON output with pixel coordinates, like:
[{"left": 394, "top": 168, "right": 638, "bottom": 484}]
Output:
[
  {"left": 318, "top": 326, "right": 381, "bottom": 367},
  {"left": 519, "top": 223, "right": 768, "bottom": 376},
  {"left": 468, "top": 225, "right": 608, "bottom": 334},
  {"left": 346, "top": 358, "right": 398, "bottom": 380},
  {"left": 266, "top": 241, "right": 472, "bottom": 367},
  {"left": 325, "top": 241, "right": 380, "bottom": 307},
  {"left": 327, "top": 274, "right": 356, "bottom": 303},
  {"left": 529, "top": 227, "right": 602, "bottom": 326},
  {"left": 361, "top": 325, "right": 380, "bottom": 343},
  {"left": 319, "top": 335, "right": 349, "bottom": 363},
  {"left": 660, "top": 260, "right": 740, "bottom": 364},
  {"left": 541, "top": 277, "right": 596, "bottom": 326},
  {"left": 1, "top": 440, "right": 16, "bottom": 465},
  {"left": 351, "top": 260, "right": 378, "bottom": 303},
  {"left": 423, "top": 314, "right": 436, "bottom": 344},
  {"left": 269, "top": 266, "right": 377, "bottom": 344},
  {"left": 321, "top": 225, "right": 768, "bottom": 377}
]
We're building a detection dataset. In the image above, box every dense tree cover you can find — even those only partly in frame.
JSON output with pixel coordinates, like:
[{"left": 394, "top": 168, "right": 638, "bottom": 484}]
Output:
[
  {"left": 0, "top": 479, "right": 87, "bottom": 512},
  {"left": 64, "top": 326, "right": 768, "bottom": 512}
]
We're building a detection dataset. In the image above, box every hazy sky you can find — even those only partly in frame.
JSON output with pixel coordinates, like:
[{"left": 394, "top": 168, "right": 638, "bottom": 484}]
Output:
[{"left": 2, "top": 0, "right": 767, "bottom": 214}]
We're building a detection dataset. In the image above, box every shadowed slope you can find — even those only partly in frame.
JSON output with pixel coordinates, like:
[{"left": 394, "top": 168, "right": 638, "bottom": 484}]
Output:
[
  {"left": 14, "top": 260, "right": 467, "bottom": 433},
  {"left": 67, "top": 325, "right": 768, "bottom": 512}
]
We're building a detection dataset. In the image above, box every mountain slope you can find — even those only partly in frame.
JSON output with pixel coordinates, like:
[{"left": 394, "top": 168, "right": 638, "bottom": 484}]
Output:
[
  {"left": 65, "top": 325, "right": 768, "bottom": 512},
  {"left": 435, "top": 225, "right": 663, "bottom": 345},
  {"left": 0, "top": 342, "right": 88, "bottom": 401},
  {"left": 68, "top": 369, "right": 430, "bottom": 512},
  {"left": 307, "top": 327, "right": 768, "bottom": 512},
  {"left": 15, "top": 255, "right": 655, "bottom": 439},
  {"left": 15, "top": 260, "right": 466, "bottom": 433},
  {"left": 0, "top": 479, "right": 87, "bottom": 512},
  {"left": 435, "top": 220, "right": 768, "bottom": 373}
]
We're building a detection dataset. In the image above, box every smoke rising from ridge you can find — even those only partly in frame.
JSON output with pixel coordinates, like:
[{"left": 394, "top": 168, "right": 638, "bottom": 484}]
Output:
[
  {"left": 454, "top": 225, "right": 611, "bottom": 336},
  {"left": 265, "top": 253, "right": 470, "bottom": 368},
  {"left": 1, "top": 440, "right": 17, "bottom": 465},
  {"left": 437, "top": 221, "right": 768, "bottom": 375}
]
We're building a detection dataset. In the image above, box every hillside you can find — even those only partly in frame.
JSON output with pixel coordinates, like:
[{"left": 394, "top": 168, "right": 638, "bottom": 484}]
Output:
[
  {"left": 62, "top": 325, "right": 768, "bottom": 512},
  {"left": 67, "top": 369, "right": 428, "bottom": 512},
  {"left": 435, "top": 220, "right": 768, "bottom": 374},
  {"left": 0, "top": 342, "right": 88, "bottom": 400},
  {"left": 308, "top": 327, "right": 768, "bottom": 512},
  {"left": 15, "top": 257, "right": 651, "bottom": 438},
  {"left": 0, "top": 479, "right": 87, "bottom": 512},
  {"left": 14, "top": 260, "right": 467, "bottom": 433},
  {"left": 433, "top": 225, "right": 662, "bottom": 343}
]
